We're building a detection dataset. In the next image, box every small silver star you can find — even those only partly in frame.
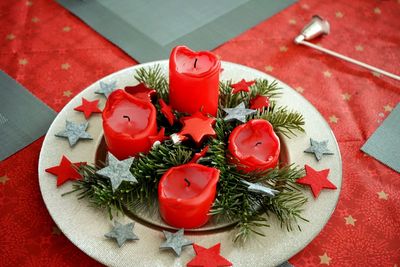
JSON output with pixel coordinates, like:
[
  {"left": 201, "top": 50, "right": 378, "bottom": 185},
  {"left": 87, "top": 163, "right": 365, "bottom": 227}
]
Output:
[
  {"left": 55, "top": 120, "right": 92, "bottom": 146},
  {"left": 95, "top": 80, "right": 117, "bottom": 98},
  {"left": 304, "top": 138, "right": 334, "bottom": 161},
  {"left": 159, "top": 229, "right": 193, "bottom": 256},
  {"left": 96, "top": 152, "right": 137, "bottom": 192},
  {"left": 242, "top": 180, "right": 279, "bottom": 197},
  {"left": 223, "top": 102, "right": 256, "bottom": 123},
  {"left": 105, "top": 221, "right": 139, "bottom": 247}
]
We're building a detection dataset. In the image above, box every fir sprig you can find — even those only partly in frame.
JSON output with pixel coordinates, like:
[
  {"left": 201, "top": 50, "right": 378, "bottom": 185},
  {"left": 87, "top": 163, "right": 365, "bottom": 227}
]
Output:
[{"left": 134, "top": 65, "right": 169, "bottom": 101}]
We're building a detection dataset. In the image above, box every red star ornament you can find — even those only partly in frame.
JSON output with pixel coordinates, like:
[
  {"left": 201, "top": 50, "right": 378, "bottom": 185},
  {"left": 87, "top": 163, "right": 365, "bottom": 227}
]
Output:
[
  {"left": 125, "top": 83, "right": 156, "bottom": 102},
  {"left": 74, "top": 98, "right": 102, "bottom": 119},
  {"left": 148, "top": 127, "right": 167, "bottom": 145},
  {"left": 250, "top": 95, "right": 270, "bottom": 110},
  {"left": 159, "top": 99, "right": 176, "bottom": 126},
  {"left": 180, "top": 112, "right": 216, "bottom": 145},
  {"left": 187, "top": 243, "right": 232, "bottom": 267},
  {"left": 189, "top": 145, "right": 209, "bottom": 163},
  {"left": 296, "top": 165, "right": 337, "bottom": 198},
  {"left": 231, "top": 79, "right": 255, "bottom": 94},
  {"left": 45, "top": 156, "right": 86, "bottom": 186}
]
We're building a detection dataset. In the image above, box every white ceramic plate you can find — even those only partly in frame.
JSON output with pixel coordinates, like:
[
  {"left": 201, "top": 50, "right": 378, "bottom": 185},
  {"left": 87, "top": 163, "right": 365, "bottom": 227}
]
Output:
[{"left": 38, "top": 61, "right": 342, "bottom": 267}]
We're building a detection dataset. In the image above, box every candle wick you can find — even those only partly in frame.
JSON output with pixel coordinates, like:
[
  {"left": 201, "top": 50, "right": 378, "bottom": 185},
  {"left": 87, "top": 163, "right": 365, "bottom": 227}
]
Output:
[
  {"left": 255, "top": 141, "right": 262, "bottom": 146},
  {"left": 194, "top": 58, "right": 198, "bottom": 68},
  {"left": 123, "top": 115, "right": 131, "bottom": 122},
  {"left": 184, "top": 178, "right": 191, "bottom": 187}
]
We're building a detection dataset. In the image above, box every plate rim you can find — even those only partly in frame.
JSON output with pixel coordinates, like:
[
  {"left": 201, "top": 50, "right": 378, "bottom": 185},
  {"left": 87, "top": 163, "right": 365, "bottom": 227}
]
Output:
[{"left": 38, "top": 60, "right": 342, "bottom": 267}]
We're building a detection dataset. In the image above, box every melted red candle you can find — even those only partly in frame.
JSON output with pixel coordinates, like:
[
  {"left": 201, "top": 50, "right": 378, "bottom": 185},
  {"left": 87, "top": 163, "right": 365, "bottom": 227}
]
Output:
[
  {"left": 228, "top": 119, "right": 280, "bottom": 172},
  {"left": 169, "top": 46, "right": 220, "bottom": 116},
  {"left": 102, "top": 89, "right": 157, "bottom": 160},
  {"left": 158, "top": 163, "right": 220, "bottom": 229}
]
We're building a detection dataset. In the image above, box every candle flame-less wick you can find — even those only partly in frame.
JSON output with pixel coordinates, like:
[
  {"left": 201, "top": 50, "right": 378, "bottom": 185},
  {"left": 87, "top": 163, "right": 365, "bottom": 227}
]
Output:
[
  {"left": 194, "top": 58, "right": 198, "bottom": 68},
  {"left": 123, "top": 115, "right": 131, "bottom": 122},
  {"left": 255, "top": 141, "right": 262, "bottom": 146},
  {"left": 184, "top": 178, "right": 191, "bottom": 187}
]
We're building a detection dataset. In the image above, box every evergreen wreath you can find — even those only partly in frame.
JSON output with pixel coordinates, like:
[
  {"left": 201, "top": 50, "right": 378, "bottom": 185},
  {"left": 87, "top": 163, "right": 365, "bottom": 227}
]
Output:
[{"left": 66, "top": 65, "right": 308, "bottom": 243}]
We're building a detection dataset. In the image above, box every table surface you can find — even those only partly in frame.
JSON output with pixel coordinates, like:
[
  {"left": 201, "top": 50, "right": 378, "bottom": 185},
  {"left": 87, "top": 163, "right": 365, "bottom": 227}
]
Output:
[{"left": 0, "top": 0, "right": 399, "bottom": 266}]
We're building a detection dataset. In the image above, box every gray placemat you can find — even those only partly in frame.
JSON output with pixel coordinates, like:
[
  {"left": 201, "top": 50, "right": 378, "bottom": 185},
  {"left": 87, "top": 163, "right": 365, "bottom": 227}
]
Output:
[
  {"left": 361, "top": 103, "right": 400, "bottom": 173},
  {"left": 57, "top": 0, "right": 296, "bottom": 62},
  {"left": 0, "top": 71, "right": 56, "bottom": 161}
]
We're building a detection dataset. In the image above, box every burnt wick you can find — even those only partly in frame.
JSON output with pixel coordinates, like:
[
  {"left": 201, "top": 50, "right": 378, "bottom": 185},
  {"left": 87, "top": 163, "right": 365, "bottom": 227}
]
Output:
[
  {"left": 184, "top": 178, "right": 191, "bottom": 187},
  {"left": 194, "top": 58, "right": 198, "bottom": 68},
  {"left": 255, "top": 141, "right": 262, "bottom": 146},
  {"left": 123, "top": 115, "right": 131, "bottom": 122}
]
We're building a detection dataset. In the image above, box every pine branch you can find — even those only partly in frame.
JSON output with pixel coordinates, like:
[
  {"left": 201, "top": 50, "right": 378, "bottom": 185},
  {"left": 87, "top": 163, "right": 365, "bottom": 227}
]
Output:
[
  {"left": 252, "top": 103, "right": 305, "bottom": 138},
  {"left": 134, "top": 65, "right": 169, "bottom": 101}
]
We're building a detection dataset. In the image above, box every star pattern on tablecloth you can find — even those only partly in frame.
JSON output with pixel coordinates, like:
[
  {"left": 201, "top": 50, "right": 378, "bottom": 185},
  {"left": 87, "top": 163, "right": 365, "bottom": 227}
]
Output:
[
  {"left": 105, "top": 221, "right": 139, "bottom": 247},
  {"left": 19, "top": 58, "right": 28, "bottom": 65},
  {"left": 279, "top": 46, "right": 288, "bottom": 52},
  {"left": 301, "top": 3, "right": 310, "bottom": 10},
  {"left": 61, "top": 63, "right": 70, "bottom": 70},
  {"left": 323, "top": 71, "right": 332, "bottom": 78},
  {"left": 0, "top": 175, "right": 9, "bottom": 185},
  {"left": 355, "top": 45, "right": 364, "bottom": 51},
  {"left": 264, "top": 65, "right": 274, "bottom": 72},
  {"left": 377, "top": 190, "right": 388, "bottom": 200},
  {"left": 374, "top": 7, "right": 381, "bottom": 14},
  {"left": 335, "top": 11, "right": 344, "bottom": 18},
  {"left": 344, "top": 215, "right": 357, "bottom": 226},
  {"left": 6, "top": 34, "right": 15, "bottom": 40},
  {"left": 296, "top": 86, "right": 304, "bottom": 93},
  {"left": 26, "top": 0, "right": 33, "bottom": 6},
  {"left": 63, "top": 90, "right": 72, "bottom": 97},
  {"left": 62, "top": 26, "right": 71, "bottom": 32},
  {"left": 341, "top": 93, "right": 351, "bottom": 101},
  {"left": 383, "top": 105, "right": 393, "bottom": 112},
  {"left": 159, "top": 229, "right": 193, "bottom": 256},
  {"left": 31, "top": 17, "right": 40, "bottom": 23},
  {"left": 329, "top": 115, "right": 338, "bottom": 123},
  {"left": 319, "top": 252, "right": 332, "bottom": 265},
  {"left": 95, "top": 80, "right": 117, "bottom": 98},
  {"left": 289, "top": 19, "right": 296, "bottom": 25}
]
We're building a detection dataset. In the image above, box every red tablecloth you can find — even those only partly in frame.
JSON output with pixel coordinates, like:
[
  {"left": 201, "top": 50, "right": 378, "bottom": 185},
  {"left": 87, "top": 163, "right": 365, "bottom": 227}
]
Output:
[{"left": 0, "top": 0, "right": 399, "bottom": 266}]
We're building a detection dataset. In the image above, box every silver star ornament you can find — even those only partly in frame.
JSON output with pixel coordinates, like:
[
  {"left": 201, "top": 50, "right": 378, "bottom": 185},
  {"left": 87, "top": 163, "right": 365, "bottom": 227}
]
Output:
[
  {"left": 159, "top": 229, "right": 193, "bottom": 256},
  {"left": 304, "top": 138, "right": 334, "bottom": 161},
  {"left": 55, "top": 120, "right": 92, "bottom": 146},
  {"left": 223, "top": 102, "right": 256, "bottom": 123},
  {"left": 105, "top": 221, "right": 139, "bottom": 247},
  {"left": 96, "top": 152, "right": 137, "bottom": 192},
  {"left": 242, "top": 180, "right": 279, "bottom": 197},
  {"left": 95, "top": 80, "right": 117, "bottom": 98}
]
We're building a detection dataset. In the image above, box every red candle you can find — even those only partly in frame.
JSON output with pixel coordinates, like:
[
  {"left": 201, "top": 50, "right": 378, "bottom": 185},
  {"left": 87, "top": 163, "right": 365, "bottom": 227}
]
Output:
[
  {"left": 102, "top": 89, "right": 157, "bottom": 160},
  {"left": 158, "top": 163, "right": 220, "bottom": 229},
  {"left": 228, "top": 119, "right": 280, "bottom": 172},
  {"left": 169, "top": 46, "right": 220, "bottom": 116}
]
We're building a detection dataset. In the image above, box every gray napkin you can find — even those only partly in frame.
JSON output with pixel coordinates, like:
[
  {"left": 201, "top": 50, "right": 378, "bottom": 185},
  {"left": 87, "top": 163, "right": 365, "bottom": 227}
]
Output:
[
  {"left": 57, "top": 0, "right": 296, "bottom": 62},
  {"left": 0, "top": 71, "right": 56, "bottom": 161},
  {"left": 361, "top": 103, "right": 400, "bottom": 173}
]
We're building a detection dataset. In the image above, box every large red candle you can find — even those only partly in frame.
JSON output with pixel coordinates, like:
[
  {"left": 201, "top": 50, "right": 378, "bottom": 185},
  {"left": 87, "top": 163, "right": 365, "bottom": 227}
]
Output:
[
  {"left": 228, "top": 119, "right": 280, "bottom": 172},
  {"left": 158, "top": 163, "right": 220, "bottom": 229},
  {"left": 102, "top": 89, "right": 157, "bottom": 160},
  {"left": 169, "top": 46, "right": 220, "bottom": 116}
]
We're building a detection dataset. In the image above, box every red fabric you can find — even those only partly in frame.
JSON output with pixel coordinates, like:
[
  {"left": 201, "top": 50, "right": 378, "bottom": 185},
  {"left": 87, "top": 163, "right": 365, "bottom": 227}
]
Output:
[{"left": 0, "top": 0, "right": 399, "bottom": 266}]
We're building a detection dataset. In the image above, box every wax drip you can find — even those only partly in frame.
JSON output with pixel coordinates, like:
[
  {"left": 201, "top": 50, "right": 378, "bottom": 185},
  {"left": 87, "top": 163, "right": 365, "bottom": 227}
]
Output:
[{"left": 184, "top": 178, "right": 191, "bottom": 187}]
